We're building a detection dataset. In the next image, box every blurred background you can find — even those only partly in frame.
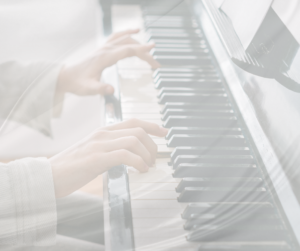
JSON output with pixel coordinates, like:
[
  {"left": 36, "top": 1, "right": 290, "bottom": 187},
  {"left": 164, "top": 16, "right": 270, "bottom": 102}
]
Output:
[{"left": 0, "top": 0, "right": 147, "bottom": 196}]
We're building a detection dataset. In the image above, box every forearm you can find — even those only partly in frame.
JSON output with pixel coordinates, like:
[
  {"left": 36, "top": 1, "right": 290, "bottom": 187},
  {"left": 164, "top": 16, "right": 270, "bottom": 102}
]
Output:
[{"left": 0, "top": 158, "right": 57, "bottom": 246}]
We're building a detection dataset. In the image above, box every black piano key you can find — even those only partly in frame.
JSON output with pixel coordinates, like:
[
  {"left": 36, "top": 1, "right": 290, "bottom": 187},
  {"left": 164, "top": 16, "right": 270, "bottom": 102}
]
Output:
[
  {"left": 176, "top": 177, "right": 263, "bottom": 193},
  {"left": 153, "top": 55, "right": 211, "bottom": 66},
  {"left": 187, "top": 225, "right": 287, "bottom": 242},
  {"left": 164, "top": 116, "right": 238, "bottom": 128},
  {"left": 161, "top": 103, "right": 232, "bottom": 114},
  {"left": 178, "top": 187, "right": 268, "bottom": 203},
  {"left": 157, "top": 88, "right": 224, "bottom": 98},
  {"left": 173, "top": 155, "right": 254, "bottom": 169},
  {"left": 173, "top": 163, "right": 258, "bottom": 178},
  {"left": 162, "top": 109, "right": 233, "bottom": 121},
  {"left": 166, "top": 127, "right": 242, "bottom": 140},
  {"left": 182, "top": 202, "right": 274, "bottom": 220},
  {"left": 168, "top": 135, "right": 246, "bottom": 148},
  {"left": 155, "top": 78, "right": 222, "bottom": 89},
  {"left": 159, "top": 93, "right": 227, "bottom": 104},
  {"left": 170, "top": 146, "right": 250, "bottom": 163}
]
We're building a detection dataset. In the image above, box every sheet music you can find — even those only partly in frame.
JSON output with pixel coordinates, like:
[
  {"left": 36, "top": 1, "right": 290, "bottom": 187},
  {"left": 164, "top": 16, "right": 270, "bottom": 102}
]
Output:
[
  {"left": 221, "top": 0, "right": 273, "bottom": 49},
  {"left": 272, "top": 0, "right": 300, "bottom": 44}
]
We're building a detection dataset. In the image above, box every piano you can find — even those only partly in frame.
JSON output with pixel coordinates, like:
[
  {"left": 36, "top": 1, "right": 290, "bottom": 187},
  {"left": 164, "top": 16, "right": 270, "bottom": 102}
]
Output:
[{"left": 102, "top": 0, "right": 300, "bottom": 250}]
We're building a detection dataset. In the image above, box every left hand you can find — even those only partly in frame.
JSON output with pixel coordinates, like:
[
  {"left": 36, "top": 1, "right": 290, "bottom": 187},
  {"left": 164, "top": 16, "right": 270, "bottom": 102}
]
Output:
[
  {"left": 50, "top": 119, "right": 168, "bottom": 197},
  {"left": 56, "top": 29, "right": 160, "bottom": 97}
]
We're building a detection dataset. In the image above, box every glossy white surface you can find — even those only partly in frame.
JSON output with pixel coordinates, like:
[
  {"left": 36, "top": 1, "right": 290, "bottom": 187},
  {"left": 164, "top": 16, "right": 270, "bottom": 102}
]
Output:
[{"left": 196, "top": 0, "right": 300, "bottom": 245}]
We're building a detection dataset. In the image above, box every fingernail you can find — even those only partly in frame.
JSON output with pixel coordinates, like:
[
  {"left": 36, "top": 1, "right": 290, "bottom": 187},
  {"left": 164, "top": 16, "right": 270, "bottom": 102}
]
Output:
[{"left": 159, "top": 126, "right": 168, "bottom": 135}]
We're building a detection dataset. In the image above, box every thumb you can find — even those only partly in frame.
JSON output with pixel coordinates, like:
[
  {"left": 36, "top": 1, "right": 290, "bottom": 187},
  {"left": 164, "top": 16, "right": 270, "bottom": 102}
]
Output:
[
  {"left": 98, "top": 83, "right": 115, "bottom": 95},
  {"left": 87, "top": 80, "right": 115, "bottom": 95}
]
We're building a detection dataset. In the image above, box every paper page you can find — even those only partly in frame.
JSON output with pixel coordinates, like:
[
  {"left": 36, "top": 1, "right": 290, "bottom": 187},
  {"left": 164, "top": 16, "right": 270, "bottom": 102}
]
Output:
[{"left": 221, "top": 0, "right": 273, "bottom": 49}]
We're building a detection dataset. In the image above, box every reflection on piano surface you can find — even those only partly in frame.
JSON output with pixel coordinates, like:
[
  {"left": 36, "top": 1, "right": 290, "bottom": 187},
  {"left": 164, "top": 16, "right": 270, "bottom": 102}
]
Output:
[{"left": 103, "top": 0, "right": 300, "bottom": 250}]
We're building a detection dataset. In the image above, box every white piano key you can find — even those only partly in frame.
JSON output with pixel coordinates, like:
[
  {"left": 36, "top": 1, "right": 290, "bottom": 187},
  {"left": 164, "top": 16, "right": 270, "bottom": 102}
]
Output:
[
  {"left": 157, "top": 145, "right": 174, "bottom": 154},
  {"left": 132, "top": 208, "right": 183, "bottom": 218},
  {"left": 153, "top": 138, "right": 168, "bottom": 145},
  {"left": 155, "top": 158, "right": 171, "bottom": 168},
  {"left": 157, "top": 152, "right": 173, "bottom": 158}
]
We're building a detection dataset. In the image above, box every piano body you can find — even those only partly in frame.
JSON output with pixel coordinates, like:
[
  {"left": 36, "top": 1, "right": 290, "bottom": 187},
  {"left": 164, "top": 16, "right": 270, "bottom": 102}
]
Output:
[{"left": 102, "top": 0, "right": 300, "bottom": 250}]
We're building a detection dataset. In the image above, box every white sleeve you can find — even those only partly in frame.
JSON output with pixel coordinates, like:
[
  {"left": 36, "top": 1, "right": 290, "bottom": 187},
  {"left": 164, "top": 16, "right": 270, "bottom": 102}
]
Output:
[
  {"left": 0, "top": 158, "right": 57, "bottom": 246},
  {"left": 0, "top": 61, "right": 63, "bottom": 137}
]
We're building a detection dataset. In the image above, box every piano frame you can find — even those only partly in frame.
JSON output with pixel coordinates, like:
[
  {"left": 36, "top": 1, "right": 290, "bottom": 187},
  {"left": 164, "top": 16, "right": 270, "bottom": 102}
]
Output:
[
  {"left": 102, "top": 1, "right": 300, "bottom": 250},
  {"left": 197, "top": 0, "right": 300, "bottom": 247}
]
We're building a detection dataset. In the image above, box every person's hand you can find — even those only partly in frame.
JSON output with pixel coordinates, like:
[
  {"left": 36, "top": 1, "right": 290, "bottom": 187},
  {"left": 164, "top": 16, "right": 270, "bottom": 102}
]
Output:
[
  {"left": 49, "top": 119, "right": 167, "bottom": 198},
  {"left": 56, "top": 29, "right": 160, "bottom": 97}
]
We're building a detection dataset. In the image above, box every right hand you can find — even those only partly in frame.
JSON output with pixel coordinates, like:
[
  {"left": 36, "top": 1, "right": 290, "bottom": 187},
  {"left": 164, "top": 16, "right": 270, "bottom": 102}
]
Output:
[
  {"left": 56, "top": 29, "right": 160, "bottom": 97},
  {"left": 50, "top": 119, "right": 168, "bottom": 198}
]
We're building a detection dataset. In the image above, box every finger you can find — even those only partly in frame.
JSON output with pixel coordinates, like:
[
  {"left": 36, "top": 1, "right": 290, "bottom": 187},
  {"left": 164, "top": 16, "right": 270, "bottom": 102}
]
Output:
[
  {"left": 139, "top": 52, "right": 161, "bottom": 69},
  {"left": 134, "top": 44, "right": 161, "bottom": 68},
  {"left": 84, "top": 80, "right": 115, "bottom": 95},
  {"left": 110, "top": 35, "right": 140, "bottom": 46},
  {"left": 98, "top": 83, "right": 115, "bottom": 95},
  {"left": 106, "top": 29, "right": 140, "bottom": 43},
  {"left": 103, "top": 119, "right": 168, "bottom": 137},
  {"left": 137, "top": 43, "right": 156, "bottom": 52},
  {"left": 98, "top": 43, "right": 157, "bottom": 69},
  {"left": 102, "top": 149, "right": 149, "bottom": 173},
  {"left": 102, "top": 136, "right": 153, "bottom": 166},
  {"left": 96, "top": 128, "right": 158, "bottom": 163}
]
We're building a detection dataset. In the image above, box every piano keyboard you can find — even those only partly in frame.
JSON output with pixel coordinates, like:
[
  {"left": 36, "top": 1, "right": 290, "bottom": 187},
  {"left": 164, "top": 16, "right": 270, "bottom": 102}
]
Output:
[{"left": 104, "top": 1, "right": 298, "bottom": 250}]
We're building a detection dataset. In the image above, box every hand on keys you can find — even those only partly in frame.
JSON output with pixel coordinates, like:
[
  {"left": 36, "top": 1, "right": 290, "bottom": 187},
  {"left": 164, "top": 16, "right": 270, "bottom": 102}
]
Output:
[
  {"left": 56, "top": 29, "right": 160, "bottom": 97},
  {"left": 50, "top": 119, "right": 167, "bottom": 197}
]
